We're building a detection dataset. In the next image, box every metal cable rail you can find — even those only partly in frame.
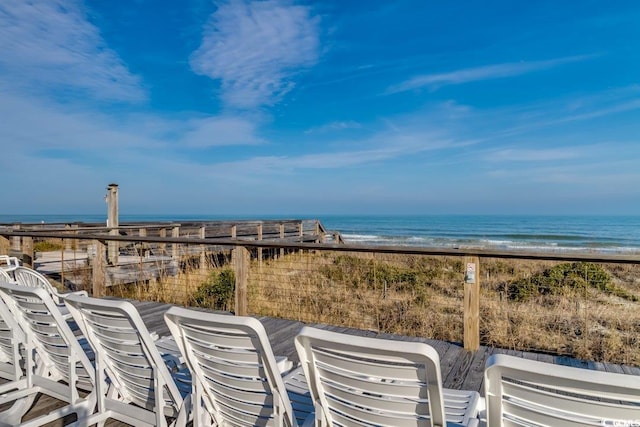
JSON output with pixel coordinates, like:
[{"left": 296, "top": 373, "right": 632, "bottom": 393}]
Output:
[{"left": 2, "top": 229, "right": 639, "bottom": 264}]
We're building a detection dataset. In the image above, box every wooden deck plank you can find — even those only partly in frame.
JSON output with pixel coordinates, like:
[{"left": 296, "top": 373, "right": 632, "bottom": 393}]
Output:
[
  {"left": 438, "top": 343, "right": 468, "bottom": 389},
  {"left": 622, "top": 365, "right": 640, "bottom": 375},
  {"left": 520, "top": 350, "right": 539, "bottom": 361},
  {"left": 257, "top": 315, "right": 305, "bottom": 363},
  {"left": 535, "top": 352, "right": 556, "bottom": 363},
  {"left": 442, "top": 348, "right": 476, "bottom": 390},
  {"left": 603, "top": 361, "right": 626, "bottom": 374},
  {"left": 588, "top": 360, "right": 609, "bottom": 372},
  {"left": 459, "top": 346, "right": 495, "bottom": 393},
  {"left": 17, "top": 299, "right": 640, "bottom": 426}
]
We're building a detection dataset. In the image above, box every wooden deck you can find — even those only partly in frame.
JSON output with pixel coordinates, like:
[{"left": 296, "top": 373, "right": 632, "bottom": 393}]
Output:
[{"left": 18, "top": 299, "right": 640, "bottom": 426}]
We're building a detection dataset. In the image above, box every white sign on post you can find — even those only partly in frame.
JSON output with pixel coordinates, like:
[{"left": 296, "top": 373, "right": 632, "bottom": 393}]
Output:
[{"left": 465, "top": 262, "right": 476, "bottom": 284}]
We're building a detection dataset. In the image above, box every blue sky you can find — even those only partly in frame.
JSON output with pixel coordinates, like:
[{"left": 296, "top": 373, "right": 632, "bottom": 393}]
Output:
[{"left": 1, "top": 0, "right": 639, "bottom": 216}]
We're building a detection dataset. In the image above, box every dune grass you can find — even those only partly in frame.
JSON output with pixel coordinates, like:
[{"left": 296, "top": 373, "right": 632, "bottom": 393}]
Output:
[
  {"left": 107, "top": 249, "right": 640, "bottom": 366},
  {"left": 245, "top": 251, "right": 640, "bottom": 365}
]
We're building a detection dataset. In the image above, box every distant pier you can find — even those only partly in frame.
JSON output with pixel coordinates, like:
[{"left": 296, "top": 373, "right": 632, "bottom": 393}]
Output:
[{"left": 0, "top": 219, "right": 344, "bottom": 288}]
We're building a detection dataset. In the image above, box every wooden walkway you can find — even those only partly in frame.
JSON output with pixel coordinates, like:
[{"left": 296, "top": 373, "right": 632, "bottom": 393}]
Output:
[{"left": 18, "top": 299, "right": 640, "bottom": 426}]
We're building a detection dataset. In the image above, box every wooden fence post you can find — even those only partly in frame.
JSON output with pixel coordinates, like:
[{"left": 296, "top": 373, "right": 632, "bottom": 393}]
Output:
[
  {"left": 199, "top": 226, "right": 207, "bottom": 271},
  {"left": 11, "top": 225, "right": 21, "bottom": 255},
  {"left": 256, "top": 223, "right": 263, "bottom": 289},
  {"left": 256, "top": 223, "right": 263, "bottom": 263},
  {"left": 463, "top": 256, "right": 480, "bottom": 351},
  {"left": 61, "top": 240, "right": 65, "bottom": 287},
  {"left": 0, "top": 235, "right": 9, "bottom": 255},
  {"left": 279, "top": 224, "right": 285, "bottom": 258},
  {"left": 139, "top": 228, "right": 147, "bottom": 259},
  {"left": 170, "top": 226, "right": 181, "bottom": 289},
  {"left": 21, "top": 236, "right": 34, "bottom": 268},
  {"left": 92, "top": 240, "right": 106, "bottom": 297},
  {"left": 158, "top": 228, "right": 166, "bottom": 254},
  {"left": 171, "top": 226, "right": 180, "bottom": 258},
  {"left": 64, "top": 224, "right": 72, "bottom": 250},
  {"left": 108, "top": 228, "right": 118, "bottom": 265},
  {"left": 233, "top": 246, "right": 249, "bottom": 316},
  {"left": 62, "top": 224, "right": 78, "bottom": 251}
]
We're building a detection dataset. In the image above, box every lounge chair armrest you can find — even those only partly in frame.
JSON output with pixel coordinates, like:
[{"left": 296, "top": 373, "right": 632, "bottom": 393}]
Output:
[
  {"left": 276, "top": 356, "right": 294, "bottom": 375},
  {"left": 57, "top": 290, "right": 88, "bottom": 304},
  {"left": 155, "top": 335, "right": 185, "bottom": 367},
  {"left": 66, "top": 290, "right": 89, "bottom": 298},
  {"left": 0, "top": 256, "right": 20, "bottom": 272},
  {"left": 173, "top": 392, "right": 192, "bottom": 426},
  {"left": 51, "top": 294, "right": 65, "bottom": 305}
]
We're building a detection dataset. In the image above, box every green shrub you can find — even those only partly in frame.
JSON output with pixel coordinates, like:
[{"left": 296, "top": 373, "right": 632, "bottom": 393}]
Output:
[
  {"left": 34, "top": 240, "right": 64, "bottom": 252},
  {"left": 320, "top": 254, "right": 456, "bottom": 295},
  {"left": 321, "top": 255, "right": 422, "bottom": 292},
  {"left": 192, "top": 268, "right": 235, "bottom": 310},
  {"left": 507, "top": 262, "right": 611, "bottom": 301},
  {"left": 363, "top": 264, "right": 419, "bottom": 291}
]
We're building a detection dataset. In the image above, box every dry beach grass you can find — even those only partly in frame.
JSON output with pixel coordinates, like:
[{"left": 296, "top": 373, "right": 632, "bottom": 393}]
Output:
[{"left": 108, "top": 250, "right": 640, "bottom": 366}]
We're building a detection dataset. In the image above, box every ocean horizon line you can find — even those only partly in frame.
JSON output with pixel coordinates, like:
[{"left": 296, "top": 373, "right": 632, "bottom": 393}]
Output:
[{"left": 2, "top": 214, "right": 639, "bottom": 255}]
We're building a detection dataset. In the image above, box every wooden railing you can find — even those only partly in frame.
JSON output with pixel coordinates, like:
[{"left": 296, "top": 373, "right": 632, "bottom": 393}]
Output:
[
  {"left": 1, "top": 227, "right": 639, "bottom": 355},
  {"left": 0, "top": 219, "right": 337, "bottom": 240},
  {"left": 0, "top": 219, "right": 342, "bottom": 264}
]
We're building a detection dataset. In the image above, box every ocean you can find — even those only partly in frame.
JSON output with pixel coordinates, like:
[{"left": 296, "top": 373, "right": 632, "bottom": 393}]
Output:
[
  {"left": 319, "top": 215, "right": 640, "bottom": 254},
  {"left": 1, "top": 214, "right": 639, "bottom": 254}
]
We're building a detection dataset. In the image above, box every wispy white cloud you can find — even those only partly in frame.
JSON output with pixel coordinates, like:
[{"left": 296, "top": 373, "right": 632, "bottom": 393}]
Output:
[
  {"left": 0, "top": 0, "right": 145, "bottom": 102},
  {"left": 0, "top": 92, "right": 142, "bottom": 153},
  {"left": 486, "top": 157, "right": 640, "bottom": 189},
  {"left": 181, "top": 116, "right": 265, "bottom": 147},
  {"left": 0, "top": 90, "right": 266, "bottom": 161},
  {"left": 209, "top": 128, "right": 460, "bottom": 174},
  {"left": 478, "top": 138, "right": 640, "bottom": 202},
  {"left": 386, "top": 55, "right": 594, "bottom": 94},
  {"left": 485, "top": 86, "right": 640, "bottom": 139},
  {"left": 487, "top": 147, "right": 580, "bottom": 162},
  {"left": 304, "top": 120, "right": 362, "bottom": 134},
  {"left": 546, "top": 99, "right": 640, "bottom": 125},
  {"left": 190, "top": 0, "right": 320, "bottom": 109},
  {"left": 0, "top": 88, "right": 275, "bottom": 211}
]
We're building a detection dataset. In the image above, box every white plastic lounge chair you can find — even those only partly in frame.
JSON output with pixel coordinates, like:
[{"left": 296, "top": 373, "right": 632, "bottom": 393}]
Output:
[
  {"left": 13, "top": 266, "right": 88, "bottom": 318},
  {"left": 0, "top": 267, "right": 14, "bottom": 282},
  {"left": 483, "top": 353, "right": 640, "bottom": 427},
  {"left": 295, "top": 326, "right": 481, "bottom": 427},
  {"left": 0, "top": 255, "right": 19, "bottom": 276},
  {"left": 0, "top": 282, "right": 96, "bottom": 427},
  {"left": 64, "top": 294, "right": 191, "bottom": 427},
  {"left": 165, "top": 306, "right": 307, "bottom": 427},
  {"left": 0, "top": 285, "right": 25, "bottom": 393}
]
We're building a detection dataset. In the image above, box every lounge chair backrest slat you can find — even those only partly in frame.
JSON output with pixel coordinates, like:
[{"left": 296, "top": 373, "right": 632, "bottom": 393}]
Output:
[
  {"left": 0, "top": 269, "right": 13, "bottom": 282},
  {"left": 485, "top": 354, "right": 640, "bottom": 426},
  {"left": 13, "top": 267, "right": 51, "bottom": 291},
  {"left": 0, "top": 282, "right": 96, "bottom": 426},
  {"left": 0, "top": 284, "right": 94, "bottom": 390},
  {"left": 295, "top": 326, "right": 470, "bottom": 427},
  {"left": 165, "top": 306, "right": 299, "bottom": 427},
  {"left": 0, "top": 286, "right": 24, "bottom": 385},
  {"left": 13, "top": 267, "right": 88, "bottom": 309},
  {"left": 65, "top": 294, "right": 185, "bottom": 425}
]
